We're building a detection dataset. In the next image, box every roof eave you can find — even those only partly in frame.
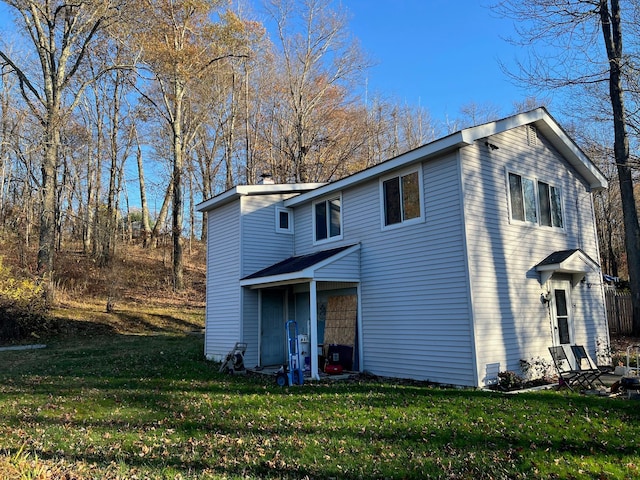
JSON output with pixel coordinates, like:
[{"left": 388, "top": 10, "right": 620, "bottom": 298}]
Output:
[
  {"left": 196, "top": 183, "right": 326, "bottom": 212},
  {"left": 285, "top": 132, "right": 470, "bottom": 207},
  {"left": 240, "top": 244, "right": 360, "bottom": 288}
]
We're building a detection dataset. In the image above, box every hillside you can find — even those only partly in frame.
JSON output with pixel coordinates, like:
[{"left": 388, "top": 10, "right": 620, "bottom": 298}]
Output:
[{"left": 0, "top": 235, "right": 206, "bottom": 341}]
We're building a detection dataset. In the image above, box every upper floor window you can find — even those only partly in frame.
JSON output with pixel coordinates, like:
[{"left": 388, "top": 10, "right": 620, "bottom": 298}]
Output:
[
  {"left": 276, "top": 207, "right": 293, "bottom": 234},
  {"left": 314, "top": 195, "right": 342, "bottom": 243},
  {"left": 381, "top": 168, "right": 423, "bottom": 229},
  {"left": 508, "top": 172, "right": 563, "bottom": 229}
]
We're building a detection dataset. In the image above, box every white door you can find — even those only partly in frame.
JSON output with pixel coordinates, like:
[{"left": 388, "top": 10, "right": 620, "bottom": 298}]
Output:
[{"left": 550, "top": 279, "right": 573, "bottom": 347}]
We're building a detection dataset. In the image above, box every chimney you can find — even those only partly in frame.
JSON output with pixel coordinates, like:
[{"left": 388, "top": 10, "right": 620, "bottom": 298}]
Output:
[{"left": 259, "top": 173, "right": 275, "bottom": 185}]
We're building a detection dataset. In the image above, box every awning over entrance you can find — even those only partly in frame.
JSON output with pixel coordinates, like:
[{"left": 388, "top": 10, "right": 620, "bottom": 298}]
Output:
[
  {"left": 240, "top": 244, "right": 360, "bottom": 288},
  {"left": 240, "top": 244, "right": 361, "bottom": 381},
  {"left": 535, "top": 249, "right": 600, "bottom": 286}
]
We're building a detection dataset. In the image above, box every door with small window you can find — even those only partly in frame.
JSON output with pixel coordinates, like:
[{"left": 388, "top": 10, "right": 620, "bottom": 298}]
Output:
[{"left": 549, "top": 279, "right": 573, "bottom": 350}]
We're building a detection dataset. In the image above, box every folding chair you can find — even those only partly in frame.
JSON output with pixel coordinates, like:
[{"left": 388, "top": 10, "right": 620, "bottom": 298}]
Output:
[
  {"left": 548, "top": 346, "right": 585, "bottom": 391},
  {"left": 570, "top": 345, "right": 604, "bottom": 390}
]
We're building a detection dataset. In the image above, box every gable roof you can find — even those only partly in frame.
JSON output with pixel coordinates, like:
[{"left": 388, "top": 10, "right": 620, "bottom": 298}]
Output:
[
  {"left": 535, "top": 249, "right": 600, "bottom": 285},
  {"left": 285, "top": 107, "right": 607, "bottom": 208}
]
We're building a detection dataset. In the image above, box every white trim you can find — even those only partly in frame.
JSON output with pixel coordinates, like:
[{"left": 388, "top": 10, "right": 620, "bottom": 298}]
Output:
[
  {"left": 457, "top": 148, "right": 481, "bottom": 388},
  {"left": 506, "top": 169, "right": 566, "bottom": 231},
  {"left": 283, "top": 108, "right": 607, "bottom": 209},
  {"left": 536, "top": 250, "right": 599, "bottom": 286},
  {"left": 356, "top": 282, "right": 364, "bottom": 374},
  {"left": 257, "top": 289, "right": 263, "bottom": 367},
  {"left": 312, "top": 193, "right": 343, "bottom": 245},
  {"left": 275, "top": 207, "right": 294, "bottom": 234},
  {"left": 379, "top": 165, "right": 425, "bottom": 231},
  {"left": 310, "top": 280, "right": 320, "bottom": 380},
  {"left": 196, "top": 183, "right": 325, "bottom": 212},
  {"left": 240, "top": 244, "right": 361, "bottom": 287},
  {"left": 285, "top": 131, "right": 468, "bottom": 208}
]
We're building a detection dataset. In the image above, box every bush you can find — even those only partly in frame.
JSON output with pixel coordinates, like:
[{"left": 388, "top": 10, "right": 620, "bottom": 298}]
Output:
[
  {"left": 0, "top": 257, "right": 50, "bottom": 342},
  {"left": 496, "top": 370, "right": 525, "bottom": 391}
]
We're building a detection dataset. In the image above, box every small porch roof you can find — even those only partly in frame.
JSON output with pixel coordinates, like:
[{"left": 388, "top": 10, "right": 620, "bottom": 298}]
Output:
[
  {"left": 240, "top": 244, "right": 360, "bottom": 289},
  {"left": 535, "top": 249, "right": 600, "bottom": 285}
]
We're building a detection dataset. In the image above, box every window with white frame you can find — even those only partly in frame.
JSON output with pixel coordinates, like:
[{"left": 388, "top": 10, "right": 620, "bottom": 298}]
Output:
[
  {"left": 508, "top": 172, "right": 564, "bottom": 228},
  {"left": 276, "top": 207, "right": 293, "bottom": 234},
  {"left": 313, "top": 195, "right": 342, "bottom": 242},
  {"left": 381, "top": 168, "right": 423, "bottom": 228}
]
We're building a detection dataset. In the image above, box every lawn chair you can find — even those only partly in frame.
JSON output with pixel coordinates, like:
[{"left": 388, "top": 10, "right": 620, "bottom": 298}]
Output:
[
  {"left": 570, "top": 345, "right": 604, "bottom": 390},
  {"left": 548, "top": 346, "right": 585, "bottom": 391}
]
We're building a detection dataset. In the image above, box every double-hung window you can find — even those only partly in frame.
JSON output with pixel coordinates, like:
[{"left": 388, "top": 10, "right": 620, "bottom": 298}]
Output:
[
  {"left": 381, "top": 168, "right": 423, "bottom": 229},
  {"left": 508, "top": 172, "right": 564, "bottom": 229},
  {"left": 314, "top": 195, "right": 342, "bottom": 243}
]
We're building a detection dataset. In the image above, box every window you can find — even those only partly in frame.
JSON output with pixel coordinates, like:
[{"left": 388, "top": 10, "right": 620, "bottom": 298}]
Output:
[
  {"left": 276, "top": 207, "right": 293, "bottom": 234},
  {"left": 313, "top": 196, "right": 341, "bottom": 242},
  {"left": 508, "top": 172, "right": 564, "bottom": 229},
  {"left": 381, "top": 169, "right": 423, "bottom": 228},
  {"left": 538, "top": 181, "right": 563, "bottom": 228}
]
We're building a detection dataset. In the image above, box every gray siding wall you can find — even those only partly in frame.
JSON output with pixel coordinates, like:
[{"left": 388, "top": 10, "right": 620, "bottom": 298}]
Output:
[
  {"left": 241, "top": 194, "right": 295, "bottom": 277},
  {"left": 240, "top": 194, "right": 296, "bottom": 366},
  {"left": 293, "top": 153, "right": 475, "bottom": 386},
  {"left": 205, "top": 200, "right": 241, "bottom": 361},
  {"left": 315, "top": 249, "right": 360, "bottom": 281},
  {"left": 461, "top": 125, "right": 607, "bottom": 385}
]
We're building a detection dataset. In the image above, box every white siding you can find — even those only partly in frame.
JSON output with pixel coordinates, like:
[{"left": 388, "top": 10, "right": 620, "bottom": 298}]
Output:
[
  {"left": 205, "top": 200, "right": 241, "bottom": 361},
  {"left": 239, "top": 194, "right": 296, "bottom": 365},
  {"left": 293, "top": 153, "right": 475, "bottom": 386},
  {"left": 241, "top": 194, "right": 295, "bottom": 277},
  {"left": 315, "top": 249, "right": 360, "bottom": 281},
  {"left": 461, "top": 125, "right": 608, "bottom": 385}
]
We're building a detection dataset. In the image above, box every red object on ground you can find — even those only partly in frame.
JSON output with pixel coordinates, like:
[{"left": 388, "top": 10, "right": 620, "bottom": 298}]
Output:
[{"left": 324, "top": 364, "right": 343, "bottom": 375}]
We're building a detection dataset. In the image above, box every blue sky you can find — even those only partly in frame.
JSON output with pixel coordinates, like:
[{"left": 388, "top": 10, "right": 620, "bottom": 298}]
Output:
[
  {"left": 0, "top": 1, "right": 534, "bottom": 121},
  {"left": 341, "top": 0, "right": 533, "bottom": 120}
]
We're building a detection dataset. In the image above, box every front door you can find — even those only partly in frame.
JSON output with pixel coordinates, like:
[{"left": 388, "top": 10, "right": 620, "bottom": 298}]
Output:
[
  {"left": 260, "top": 290, "right": 285, "bottom": 366},
  {"left": 550, "top": 279, "right": 573, "bottom": 347}
]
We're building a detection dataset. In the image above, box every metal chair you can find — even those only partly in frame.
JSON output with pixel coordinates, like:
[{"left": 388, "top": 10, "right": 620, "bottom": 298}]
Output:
[
  {"left": 548, "top": 346, "right": 585, "bottom": 391},
  {"left": 570, "top": 345, "right": 604, "bottom": 390}
]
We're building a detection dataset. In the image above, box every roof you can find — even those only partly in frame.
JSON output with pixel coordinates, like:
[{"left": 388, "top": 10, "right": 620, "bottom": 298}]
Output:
[
  {"left": 284, "top": 107, "right": 608, "bottom": 208},
  {"left": 196, "top": 183, "right": 325, "bottom": 213},
  {"left": 240, "top": 244, "right": 360, "bottom": 288},
  {"left": 535, "top": 249, "right": 600, "bottom": 285}
]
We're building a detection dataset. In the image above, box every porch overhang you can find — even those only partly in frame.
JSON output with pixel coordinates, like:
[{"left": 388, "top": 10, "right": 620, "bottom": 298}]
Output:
[
  {"left": 535, "top": 249, "right": 600, "bottom": 286},
  {"left": 240, "top": 244, "right": 361, "bottom": 288}
]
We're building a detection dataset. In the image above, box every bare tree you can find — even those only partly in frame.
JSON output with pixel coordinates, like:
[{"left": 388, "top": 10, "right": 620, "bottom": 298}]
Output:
[
  {"left": 0, "top": 0, "right": 125, "bottom": 279},
  {"left": 127, "top": 0, "right": 248, "bottom": 290},
  {"left": 494, "top": 0, "right": 640, "bottom": 334},
  {"left": 263, "top": 0, "right": 371, "bottom": 182}
]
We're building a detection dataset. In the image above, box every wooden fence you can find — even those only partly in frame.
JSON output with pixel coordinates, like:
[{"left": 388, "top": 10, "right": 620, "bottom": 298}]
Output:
[{"left": 605, "top": 290, "right": 634, "bottom": 335}]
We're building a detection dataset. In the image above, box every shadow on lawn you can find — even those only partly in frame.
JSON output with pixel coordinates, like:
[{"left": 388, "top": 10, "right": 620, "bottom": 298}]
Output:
[
  {"left": 3, "top": 385, "right": 639, "bottom": 479},
  {"left": 2, "top": 336, "right": 640, "bottom": 479}
]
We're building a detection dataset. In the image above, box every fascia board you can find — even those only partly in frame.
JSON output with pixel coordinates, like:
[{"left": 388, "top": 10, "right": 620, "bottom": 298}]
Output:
[
  {"left": 196, "top": 183, "right": 326, "bottom": 212},
  {"left": 284, "top": 133, "right": 469, "bottom": 207},
  {"left": 533, "top": 117, "right": 608, "bottom": 190},
  {"left": 239, "top": 244, "right": 360, "bottom": 288}
]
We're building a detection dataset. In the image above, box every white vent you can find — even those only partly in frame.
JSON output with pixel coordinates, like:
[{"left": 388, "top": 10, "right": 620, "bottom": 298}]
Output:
[{"left": 527, "top": 125, "right": 538, "bottom": 146}]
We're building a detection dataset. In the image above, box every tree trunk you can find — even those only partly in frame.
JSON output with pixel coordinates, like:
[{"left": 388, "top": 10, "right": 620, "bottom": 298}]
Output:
[
  {"left": 172, "top": 77, "right": 185, "bottom": 291},
  {"left": 37, "top": 122, "right": 59, "bottom": 277},
  {"left": 136, "top": 139, "right": 152, "bottom": 247},
  {"left": 151, "top": 180, "right": 173, "bottom": 249},
  {"left": 600, "top": 0, "right": 640, "bottom": 334}
]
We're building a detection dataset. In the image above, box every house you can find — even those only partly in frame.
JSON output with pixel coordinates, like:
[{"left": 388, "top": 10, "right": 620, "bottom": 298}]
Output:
[{"left": 196, "top": 108, "right": 610, "bottom": 387}]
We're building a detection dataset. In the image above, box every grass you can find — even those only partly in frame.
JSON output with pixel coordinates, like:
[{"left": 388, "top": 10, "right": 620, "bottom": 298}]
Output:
[
  {"left": 1, "top": 330, "right": 640, "bottom": 479},
  {"left": 1, "top": 243, "right": 638, "bottom": 478}
]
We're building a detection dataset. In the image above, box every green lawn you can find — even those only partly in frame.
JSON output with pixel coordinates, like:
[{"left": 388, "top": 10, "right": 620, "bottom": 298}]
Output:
[{"left": 1, "top": 334, "right": 639, "bottom": 479}]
